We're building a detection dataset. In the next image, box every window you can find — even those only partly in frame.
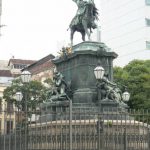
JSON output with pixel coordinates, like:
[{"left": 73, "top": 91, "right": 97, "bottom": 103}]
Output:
[
  {"left": 13, "top": 64, "right": 27, "bottom": 69},
  {"left": 145, "top": 18, "right": 150, "bottom": 26},
  {"left": 6, "top": 121, "right": 13, "bottom": 134},
  {"left": 145, "top": 0, "right": 150, "bottom": 5},
  {"left": 14, "top": 64, "right": 21, "bottom": 69},
  {"left": 7, "top": 102, "right": 14, "bottom": 113},
  {"left": 146, "top": 41, "right": 150, "bottom": 49}
]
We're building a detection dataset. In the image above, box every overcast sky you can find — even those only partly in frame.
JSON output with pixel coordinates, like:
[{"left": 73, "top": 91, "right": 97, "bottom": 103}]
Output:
[
  {"left": 0, "top": 0, "right": 89, "bottom": 60},
  {"left": 0, "top": 0, "right": 149, "bottom": 67}
]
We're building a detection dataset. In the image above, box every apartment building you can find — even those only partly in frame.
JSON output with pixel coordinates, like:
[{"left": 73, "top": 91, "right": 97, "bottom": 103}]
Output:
[{"left": 98, "top": 0, "right": 150, "bottom": 66}]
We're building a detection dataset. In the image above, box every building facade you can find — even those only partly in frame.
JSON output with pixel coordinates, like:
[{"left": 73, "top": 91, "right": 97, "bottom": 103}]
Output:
[
  {"left": 0, "top": 55, "right": 55, "bottom": 131},
  {"left": 0, "top": 70, "right": 14, "bottom": 134},
  {"left": 0, "top": 58, "right": 36, "bottom": 133},
  {"left": 23, "top": 54, "right": 55, "bottom": 86},
  {"left": 8, "top": 58, "right": 36, "bottom": 76},
  {"left": 98, "top": 0, "right": 150, "bottom": 66}
]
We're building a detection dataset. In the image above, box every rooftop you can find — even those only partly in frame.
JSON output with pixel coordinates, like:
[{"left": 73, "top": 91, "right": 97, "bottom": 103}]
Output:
[
  {"left": 8, "top": 59, "right": 36, "bottom": 66},
  {"left": 0, "top": 70, "right": 12, "bottom": 77}
]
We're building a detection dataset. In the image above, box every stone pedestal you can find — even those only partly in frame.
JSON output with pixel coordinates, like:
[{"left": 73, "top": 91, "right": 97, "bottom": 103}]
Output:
[
  {"left": 53, "top": 41, "right": 118, "bottom": 104},
  {"left": 99, "top": 99, "right": 129, "bottom": 120}
]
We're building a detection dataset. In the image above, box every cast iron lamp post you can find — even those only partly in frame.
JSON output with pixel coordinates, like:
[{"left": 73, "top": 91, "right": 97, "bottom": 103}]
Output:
[
  {"left": 21, "top": 70, "right": 31, "bottom": 150},
  {"left": 94, "top": 66, "right": 105, "bottom": 150},
  {"left": 21, "top": 70, "right": 32, "bottom": 112},
  {"left": 15, "top": 92, "right": 23, "bottom": 125},
  {"left": 94, "top": 65, "right": 105, "bottom": 101},
  {"left": 21, "top": 70, "right": 31, "bottom": 119}
]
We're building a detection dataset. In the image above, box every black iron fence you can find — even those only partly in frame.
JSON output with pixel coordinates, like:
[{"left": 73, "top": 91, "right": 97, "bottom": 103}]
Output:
[{"left": 0, "top": 102, "right": 150, "bottom": 150}]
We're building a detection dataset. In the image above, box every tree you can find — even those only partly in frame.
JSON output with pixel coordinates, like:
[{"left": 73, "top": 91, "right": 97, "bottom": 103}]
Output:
[
  {"left": 113, "top": 66, "right": 129, "bottom": 91},
  {"left": 3, "top": 78, "right": 47, "bottom": 111},
  {"left": 114, "top": 59, "right": 150, "bottom": 109}
]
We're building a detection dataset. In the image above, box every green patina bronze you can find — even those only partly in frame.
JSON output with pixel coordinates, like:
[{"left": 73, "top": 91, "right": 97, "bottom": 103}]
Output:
[
  {"left": 41, "top": 1, "right": 129, "bottom": 116},
  {"left": 69, "top": 0, "right": 99, "bottom": 45}
]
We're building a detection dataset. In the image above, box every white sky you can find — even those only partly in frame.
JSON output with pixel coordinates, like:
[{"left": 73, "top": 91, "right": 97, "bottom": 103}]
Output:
[{"left": 0, "top": 0, "right": 88, "bottom": 60}]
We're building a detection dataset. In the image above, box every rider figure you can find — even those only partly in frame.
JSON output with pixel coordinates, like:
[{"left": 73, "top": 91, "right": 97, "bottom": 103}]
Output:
[
  {"left": 74, "top": 0, "right": 86, "bottom": 15},
  {"left": 70, "top": 0, "right": 97, "bottom": 29},
  {"left": 70, "top": 0, "right": 87, "bottom": 27}
]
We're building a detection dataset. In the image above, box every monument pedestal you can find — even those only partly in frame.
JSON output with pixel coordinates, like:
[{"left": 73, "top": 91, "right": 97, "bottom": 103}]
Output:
[
  {"left": 53, "top": 41, "right": 118, "bottom": 104},
  {"left": 40, "top": 41, "right": 129, "bottom": 121},
  {"left": 99, "top": 99, "right": 129, "bottom": 120},
  {"left": 73, "top": 88, "right": 97, "bottom": 103}
]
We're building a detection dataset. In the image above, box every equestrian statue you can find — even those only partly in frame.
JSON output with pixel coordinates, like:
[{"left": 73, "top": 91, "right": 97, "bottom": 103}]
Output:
[{"left": 69, "top": 0, "right": 99, "bottom": 45}]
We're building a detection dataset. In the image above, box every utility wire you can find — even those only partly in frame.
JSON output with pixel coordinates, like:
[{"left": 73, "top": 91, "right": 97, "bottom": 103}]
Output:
[
  {"left": 103, "top": 16, "right": 145, "bottom": 34},
  {"left": 117, "top": 49, "right": 148, "bottom": 58},
  {"left": 102, "top": 0, "right": 142, "bottom": 15},
  {"left": 103, "top": 26, "right": 145, "bottom": 42},
  {"left": 102, "top": 5, "right": 145, "bottom": 25},
  {"left": 113, "top": 38, "right": 144, "bottom": 49}
]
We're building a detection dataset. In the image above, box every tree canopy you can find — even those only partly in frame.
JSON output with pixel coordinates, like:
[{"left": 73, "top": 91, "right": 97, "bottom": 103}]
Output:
[
  {"left": 3, "top": 78, "right": 47, "bottom": 111},
  {"left": 113, "top": 59, "right": 150, "bottom": 109}
]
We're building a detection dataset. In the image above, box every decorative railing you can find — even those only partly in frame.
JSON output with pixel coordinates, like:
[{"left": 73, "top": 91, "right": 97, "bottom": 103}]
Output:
[{"left": 0, "top": 104, "right": 150, "bottom": 150}]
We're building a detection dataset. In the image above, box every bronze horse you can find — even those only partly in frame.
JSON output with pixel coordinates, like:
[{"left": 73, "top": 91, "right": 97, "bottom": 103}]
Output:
[{"left": 69, "top": 2, "right": 99, "bottom": 45}]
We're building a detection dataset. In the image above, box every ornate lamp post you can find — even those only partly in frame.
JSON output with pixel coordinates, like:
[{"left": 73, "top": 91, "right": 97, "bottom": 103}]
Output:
[
  {"left": 94, "top": 66, "right": 105, "bottom": 150},
  {"left": 15, "top": 92, "right": 23, "bottom": 126},
  {"left": 94, "top": 66, "right": 105, "bottom": 102},
  {"left": 21, "top": 70, "right": 31, "bottom": 150},
  {"left": 21, "top": 70, "right": 31, "bottom": 118}
]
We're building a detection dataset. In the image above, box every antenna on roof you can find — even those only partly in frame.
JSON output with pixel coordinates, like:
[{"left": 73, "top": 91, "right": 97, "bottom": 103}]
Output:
[{"left": 10, "top": 53, "right": 15, "bottom": 59}]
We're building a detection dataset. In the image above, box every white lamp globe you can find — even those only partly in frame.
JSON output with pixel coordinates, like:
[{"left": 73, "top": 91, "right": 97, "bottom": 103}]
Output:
[
  {"left": 15, "top": 92, "right": 23, "bottom": 102},
  {"left": 21, "top": 70, "right": 31, "bottom": 83},
  {"left": 94, "top": 66, "right": 105, "bottom": 80},
  {"left": 122, "top": 91, "right": 130, "bottom": 102}
]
